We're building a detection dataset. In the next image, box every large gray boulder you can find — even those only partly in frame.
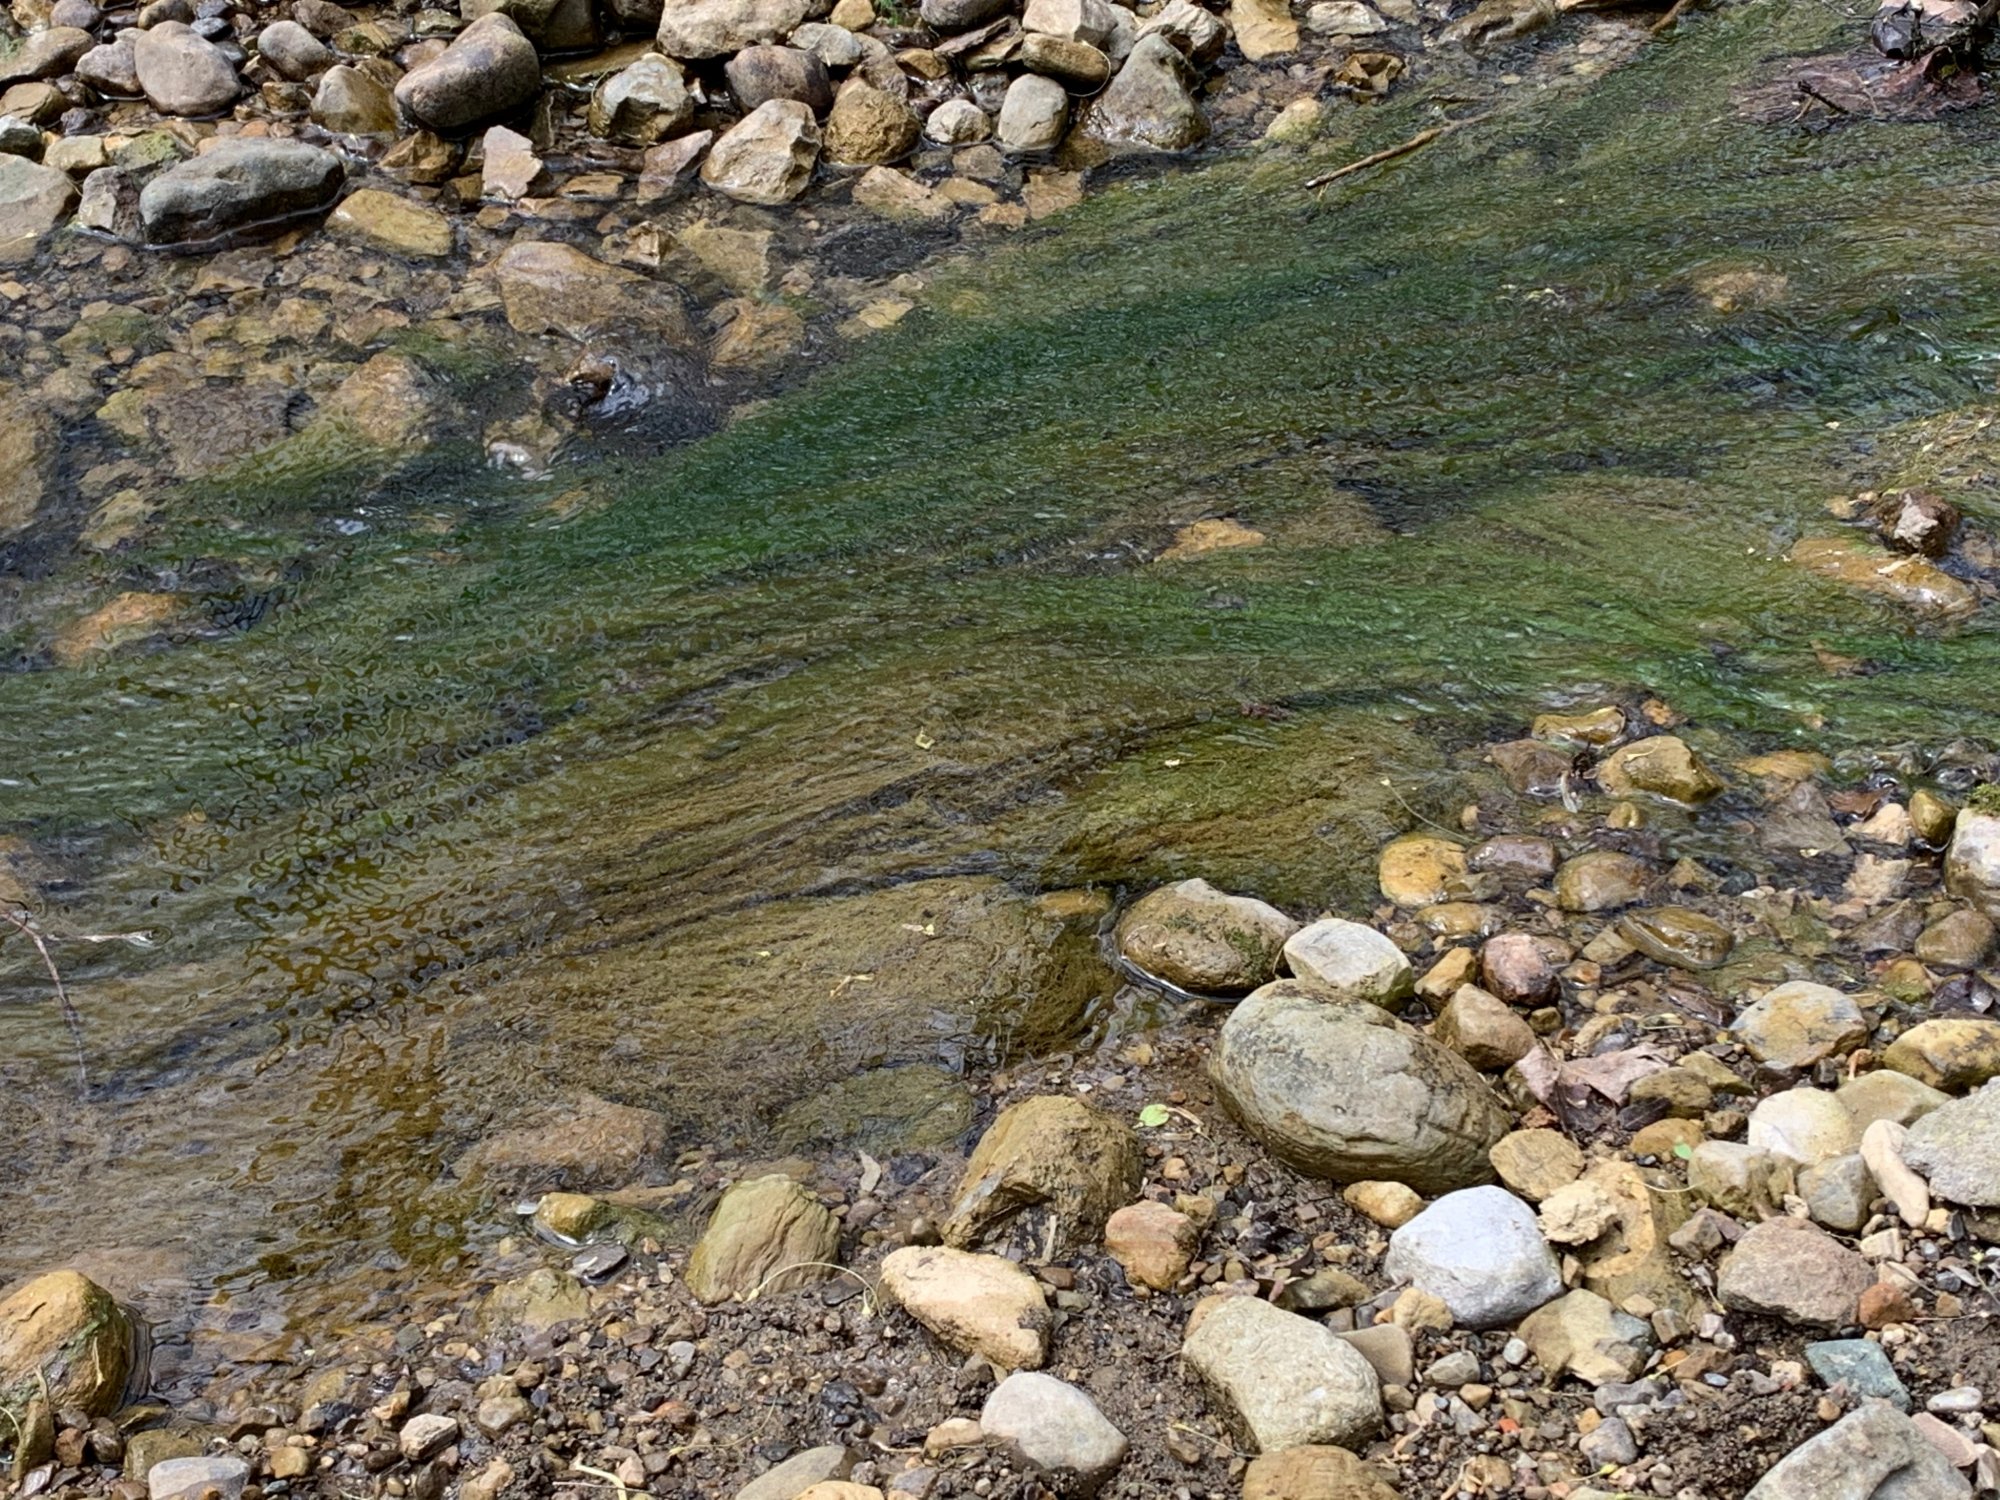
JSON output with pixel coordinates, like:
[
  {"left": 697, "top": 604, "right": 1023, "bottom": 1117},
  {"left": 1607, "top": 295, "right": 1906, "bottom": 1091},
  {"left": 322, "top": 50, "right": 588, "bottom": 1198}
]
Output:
[
  {"left": 1383, "top": 1186, "right": 1562, "bottom": 1328},
  {"left": 1212, "top": 985, "right": 1507, "bottom": 1193},
  {"left": 588, "top": 53, "right": 694, "bottom": 144},
  {"left": 1181, "top": 1295, "right": 1382, "bottom": 1453},
  {"left": 139, "top": 137, "right": 342, "bottom": 244},
  {"left": 131, "top": 22, "right": 242, "bottom": 115},
  {"left": 393, "top": 12, "right": 542, "bottom": 134},
  {"left": 1081, "top": 33, "right": 1206, "bottom": 151},
  {"left": 1743, "top": 1402, "right": 1971, "bottom": 1499},
  {"left": 1901, "top": 1080, "right": 2000, "bottom": 1206}
]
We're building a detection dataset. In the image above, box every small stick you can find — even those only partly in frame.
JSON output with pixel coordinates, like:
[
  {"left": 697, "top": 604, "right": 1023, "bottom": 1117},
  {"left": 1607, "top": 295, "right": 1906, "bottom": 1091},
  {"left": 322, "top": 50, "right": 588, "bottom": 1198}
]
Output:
[
  {"left": 3, "top": 908, "right": 86, "bottom": 1093},
  {"left": 1649, "top": 0, "right": 1698, "bottom": 35},
  {"left": 1304, "top": 124, "right": 1450, "bottom": 190}
]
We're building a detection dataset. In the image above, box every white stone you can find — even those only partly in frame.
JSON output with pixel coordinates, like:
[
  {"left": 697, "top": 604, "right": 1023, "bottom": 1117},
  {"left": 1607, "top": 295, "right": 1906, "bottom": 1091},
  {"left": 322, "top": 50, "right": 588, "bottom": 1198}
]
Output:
[
  {"left": 1383, "top": 1185, "right": 1561, "bottom": 1328},
  {"left": 1282, "top": 918, "right": 1413, "bottom": 1005}
]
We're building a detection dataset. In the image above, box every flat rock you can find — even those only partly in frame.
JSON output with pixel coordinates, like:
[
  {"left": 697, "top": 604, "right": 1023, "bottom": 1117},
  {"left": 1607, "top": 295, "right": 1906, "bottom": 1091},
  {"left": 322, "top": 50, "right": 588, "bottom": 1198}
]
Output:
[
  {"left": 734, "top": 1447, "right": 854, "bottom": 1500},
  {"left": 0, "top": 154, "right": 77, "bottom": 256},
  {"left": 1742, "top": 1402, "right": 1970, "bottom": 1498},
  {"left": 1516, "top": 1288, "right": 1650, "bottom": 1386},
  {"left": 1383, "top": 1186, "right": 1561, "bottom": 1328},
  {"left": 328, "top": 188, "right": 452, "bottom": 255},
  {"left": 1489, "top": 1128, "right": 1583, "bottom": 1202},
  {"left": 1213, "top": 985, "right": 1505, "bottom": 1193},
  {"left": 148, "top": 1456, "right": 249, "bottom": 1500},
  {"left": 138, "top": 137, "right": 342, "bottom": 245},
  {"left": 1241, "top": 1447, "right": 1402, "bottom": 1500},
  {"left": 1733, "top": 982, "right": 1869, "bottom": 1071},
  {"left": 878, "top": 1245, "right": 1049, "bottom": 1368},
  {"left": 1747, "top": 1088, "right": 1858, "bottom": 1168},
  {"left": 455, "top": 1092, "right": 668, "bottom": 1190},
  {"left": 1837, "top": 1069, "right": 1947, "bottom": 1130},
  {"left": 658, "top": 0, "right": 813, "bottom": 57},
  {"left": 1790, "top": 536, "right": 1979, "bottom": 618},
  {"left": 1717, "top": 1217, "right": 1872, "bottom": 1327},
  {"left": 979, "top": 1372, "right": 1126, "bottom": 1493},
  {"left": 1554, "top": 850, "right": 1650, "bottom": 912},
  {"left": 1114, "top": 878, "right": 1297, "bottom": 995},
  {"left": 1803, "top": 1338, "right": 1909, "bottom": 1410},
  {"left": 1181, "top": 1294, "right": 1382, "bottom": 1453},
  {"left": 1900, "top": 1080, "right": 2000, "bottom": 1206}
]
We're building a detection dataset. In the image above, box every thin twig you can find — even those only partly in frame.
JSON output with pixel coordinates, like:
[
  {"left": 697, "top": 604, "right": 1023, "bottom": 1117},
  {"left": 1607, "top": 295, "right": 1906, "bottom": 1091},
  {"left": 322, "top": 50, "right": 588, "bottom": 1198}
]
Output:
[
  {"left": 1305, "top": 116, "right": 1489, "bottom": 191},
  {"left": 3, "top": 909, "right": 86, "bottom": 1093},
  {"left": 740, "top": 1261, "right": 877, "bottom": 1315},
  {"left": 1648, "top": 0, "right": 1698, "bottom": 34}
]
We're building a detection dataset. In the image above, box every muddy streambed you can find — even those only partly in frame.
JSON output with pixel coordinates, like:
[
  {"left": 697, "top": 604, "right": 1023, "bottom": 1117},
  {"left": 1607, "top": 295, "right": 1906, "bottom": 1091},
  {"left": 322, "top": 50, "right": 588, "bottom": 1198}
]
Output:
[{"left": 5, "top": 0, "right": 2000, "bottom": 1397}]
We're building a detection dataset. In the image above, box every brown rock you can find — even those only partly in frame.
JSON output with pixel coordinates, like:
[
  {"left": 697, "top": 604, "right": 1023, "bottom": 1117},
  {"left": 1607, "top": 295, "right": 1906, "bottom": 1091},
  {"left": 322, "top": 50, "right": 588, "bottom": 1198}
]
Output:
[
  {"left": 492, "top": 240, "right": 692, "bottom": 343},
  {"left": 1554, "top": 851, "right": 1651, "bottom": 913},
  {"left": 455, "top": 1092, "right": 668, "bottom": 1190},
  {"left": 1479, "top": 932, "right": 1555, "bottom": 1004},
  {"left": 685, "top": 1174, "right": 840, "bottom": 1304},
  {"left": 51, "top": 592, "right": 185, "bottom": 666},
  {"left": 877, "top": 1245, "right": 1049, "bottom": 1368},
  {"left": 1432, "top": 985, "right": 1533, "bottom": 1071},
  {"left": 1488, "top": 1129, "right": 1582, "bottom": 1203},
  {"left": 1102, "top": 1201, "right": 1197, "bottom": 1290},
  {"left": 1596, "top": 736, "right": 1724, "bottom": 805},
  {"left": 1113, "top": 878, "right": 1297, "bottom": 995},
  {"left": 0, "top": 1272, "right": 133, "bottom": 1416},
  {"left": 822, "top": 82, "right": 919, "bottom": 164},
  {"left": 1882, "top": 1017, "right": 2000, "bottom": 1092},
  {"left": 1340, "top": 1180, "right": 1421, "bottom": 1228},
  {"left": 1857, "top": 1281, "right": 1918, "bottom": 1330},
  {"left": 1378, "top": 835, "right": 1471, "bottom": 908},
  {"left": 1242, "top": 1445, "right": 1402, "bottom": 1500},
  {"left": 942, "top": 1095, "right": 1140, "bottom": 1254}
]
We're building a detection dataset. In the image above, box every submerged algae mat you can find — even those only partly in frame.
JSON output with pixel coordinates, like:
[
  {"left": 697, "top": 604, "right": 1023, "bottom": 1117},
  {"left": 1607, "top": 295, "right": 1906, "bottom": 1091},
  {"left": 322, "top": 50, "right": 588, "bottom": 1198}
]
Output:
[{"left": 6, "top": 0, "right": 2000, "bottom": 1346}]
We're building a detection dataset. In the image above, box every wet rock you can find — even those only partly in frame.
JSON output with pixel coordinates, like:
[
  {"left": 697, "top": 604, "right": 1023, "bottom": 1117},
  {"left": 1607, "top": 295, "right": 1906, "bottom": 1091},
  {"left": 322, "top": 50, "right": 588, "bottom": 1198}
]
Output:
[
  {"left": 942, "top": 1095, "right": 1139, "bottom": 1254},
  {"left": 1467, "top": 834, "right": 1557, "bottom": 882},
  {"left": 1082, "top": 34, "right": 1206, "bottom": 151},
  {"left": 311, "top": 64, "right": 399, "bottom": 135},
  {"left": 148, "top": 1456, "right": 249, "bottom": 1500},
  {"left": 1137, "top": 0, "right": 1227, "bottom": 61},
  {"left": 0, "top": 393, "right": 56, "bottom": 533},
  {"left": 1479, "top": 931, "right": 1554, "bottom": 1004},
  {"left": 1228, "top": 0, "right": 1298, "bottom": 57},
  {"left": 1731, "top": 981, "right": 1869, "bottom": 1071},
  {"left": 258, "top": 20, "right": 333, "bottom": 79},
  {"left": 131, "top": 22, "right": 240, "bottom": 115},
  {"left": 1376, "top": 835, "right": 1470, "bottom": 908},
  {"left": 1943, "top": 807, "right": 2000, "bottom": 916},
  {"left": 878, "top": 1245, "right": 1049, "bottom": 1368},
  {"left": 493, "top": 239, "right": 691, "bottom": 341},
  {"left": 456, "top": 1092, "right": 668, "bottom": 1191},
  {"left": 1748, "top": 1088, "right": 1859, "bottom": 1167},
  {"left": 1741, "top": 1402, "right": 1970, "bottom": 1499},
  {"left": 0, "top": 152, "right": 77, "bottom": 259},
  {"left": 920, "top": 0, "right": 1011, "bottom": 29},
  {"left": 1596, "top": 735, "right": 1723, "bottom": 804},
  {"left": 1901, "top": 1081, "right": 2000, "bottom": 1206},
  {"left": 76, "top": 36, "right": 140, "bottom": 95},
  {"left": 1882, "top": 1017, "right": 2000, "bottom": 1091},
  {"left": 394, "top": 13, "right": 541, "bottom": 134},
  {"left": 0, "top": 1271, "right": 132, "bottom": 1416},
  {"left": 1113, "top": 879, "right": 1297, "bottom": 996},
  {"left": 979, "top": 1372, "right": 1126, "bottom": 1494},
  {"left": 685, "top": 1174, "right": 840, "bottom": 1304},
  {"left": 482, "top": 1267, "right": 589, "bottom": 1331},
  {"left": 1716, "top": 1217, "right": 1871, "bottom": 1327},
  {"left": 1, "top": 26, "right": 93, "bottom": 86},
  {"left": 1870, "top": 488, "right": 1961, "bottom": 557},
  {"left": 1241, "top": 1447, "right": 1401, "bottom": 1500},
  {"left": 1554, "top": 850, "right": 1650, "bottom": 912},
  {"left": 823, "top": 81, "right": 919, "bottom": 164},
  {"left": 585, "top": 53, "right": 694, "bottom": 144},
  {"left": 1282, "top": 920, "right": 1413, "bottom": 1005},
  {"left": 328, "top": 187, "right": 452, "bottom": 256},
  {"left": 0, "top": 116, "right": 43, "bottom": 161},
  {"left": 317, "top": 350, "right": 442, "bottom": 448},
  {"left": 468, "top": 0, "right": 599, "bottom": 51},
  {"left": 1018, "top": 33, "right": 1109, "bottom": 85},
  {"left": 138, "top": 137, "right": 342, "bottom": 244},
  {"left": 1913, "top": 907, "right": 1994, "bottom": 969},
  {"left": 1536, "top": 704, "right": 1627, "bottom": 741},
  {"left": 1489, "top": 1128, "right": 1583, "bottom": 1203},
  {"left": 1384, "top": 1186, "right": 1561, "bottom": 1328},
  {"left": 1802, "top": 1338, "right": 1908, "bottom": 1409},
  {"left": 735, "top": 1447, "right": 855, "bottom": 1500},
  {"left": 1516, "top": 1288, "right": 1649, "bottom": 1385},
  {"left": 1909, "top": 787, "right": 1956, "bottom": 845},
  {"left": 1213, "top": 986, "right": 1506, "bottom": 1193},
  {"left": 1790, "top": 536, "right": 1978, "bottom": 617},
  {"left": 792, "top": 21, "right": 864, "bottom": 67},
  {"left": 1618, "top": 906, "right": 1733, "bottom": 969},
  {"left": 996, "top": 71, "right": 1067, "bottom": 151},
  {"left": 1181, "top": 1295, "right": 1382, "bottom": 1453},
  {"left": 1487, "top": 738, "right": 1573, "bottom": 797},
  {"left": 51, "top": 590, "right": 186, "bottom": 665},
  {"left": 1432, "top": 984, "right": 1534, "bottom": 1071},
  {"left": 482, "top": 123, "right": 547, "bottom": 198},
  {"left": 925, "top": 96, "right": 991, "bottom": 144},
  {"left": 702, "top": 97, "right": 819, "bottom": 203},
  {"left": 1102, "top": 1200, "right": 1197, "bottom": 1290},
  {"left": 725, "top": 44, "right": 830, "bottom": 114},
  {"left": 658, "top": 0, "right": 813, "bottom": 57},
  {"left": 639, "top": 128, "right": 710, "bottom": 197}
]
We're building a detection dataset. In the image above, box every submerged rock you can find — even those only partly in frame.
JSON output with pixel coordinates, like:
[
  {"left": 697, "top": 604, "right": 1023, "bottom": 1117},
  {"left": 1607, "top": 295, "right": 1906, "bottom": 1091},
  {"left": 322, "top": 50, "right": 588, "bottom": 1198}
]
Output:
[
  {"left": 493, "top": 239, "right": 693, "bottom": 342},
  {"left": 1114, "top": 878, "right": 1297, "bottom": 994},
  {"left": 456, "top": 1092, "right": 668, "bottom": 1190},
  {"left": 942, "top": 1095, "right": 1139, "bottom": 1253},
  {"left": 1790, "top": 536, "right": 1978, "bottom": 617},
  {"left": 138, "top": 138, "right": 343, "bottom": 245},
  {"left": 1212, "top": 985, "right": 1506, "bottom": 1192},
  {"left": 1595, "top": 735, "right": 1723, "bottom": 804}
]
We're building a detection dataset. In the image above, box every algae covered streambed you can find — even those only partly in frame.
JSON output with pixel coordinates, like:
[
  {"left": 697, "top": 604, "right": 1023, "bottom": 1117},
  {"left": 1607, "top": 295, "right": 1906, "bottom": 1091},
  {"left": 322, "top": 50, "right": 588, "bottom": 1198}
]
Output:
[{"left": 5, "top": 0, "right": 2000, "bottom": 1375}]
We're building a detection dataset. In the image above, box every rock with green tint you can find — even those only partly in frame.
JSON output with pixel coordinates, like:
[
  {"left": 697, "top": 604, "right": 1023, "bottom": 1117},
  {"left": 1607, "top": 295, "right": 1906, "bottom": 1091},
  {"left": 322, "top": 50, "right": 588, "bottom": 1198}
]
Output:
[
  {"left": 772, "top": 1064, "right": 973, "bottom": 1155},
  {"left": 1531, "top": 706, "right": 1625, "bottom": 747},
  {"left": 943, "top": 1095, "right": 1139, "bottom": 1255},
  {"left": 685, "top": 1174, "right": 840, "bottom": 1304},
  {"left": 1802, "top": 1338, "right": 1908, "bottom": 1410},
  {"left": 533, "top": 1191, "right": 611, "bottom": 1239},
  {"left": 1617, "top": 906, "right": 1734, "bottom": 969},
  {"left": 1913, "top": 907, "right": 1994, "bottom": 970},
  {"left": 0, "top": 1270, "right": 133, "bottom": 1418},
  {"left": 1553, "top": 850, "right": 1650, "bottom": 912},
  {"left": 1596, "top": 736, "right": 1723, "bottom": 805},
  {"left": 481, "top": 1267, "right": 590, "bottom": 1331},
  {"left": 122, "top": 1429, "right": 207, "bottom": 1482},
  {"left": 1115, "top": 877, "right": 1297, "bottom": 994}
]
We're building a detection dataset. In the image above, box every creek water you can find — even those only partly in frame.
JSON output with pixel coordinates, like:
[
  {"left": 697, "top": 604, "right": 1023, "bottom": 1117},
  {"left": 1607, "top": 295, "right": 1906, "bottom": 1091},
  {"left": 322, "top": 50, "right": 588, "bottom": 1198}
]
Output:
[{"left": 4, "top": 0, "right": 2000, "bottom": 1387}]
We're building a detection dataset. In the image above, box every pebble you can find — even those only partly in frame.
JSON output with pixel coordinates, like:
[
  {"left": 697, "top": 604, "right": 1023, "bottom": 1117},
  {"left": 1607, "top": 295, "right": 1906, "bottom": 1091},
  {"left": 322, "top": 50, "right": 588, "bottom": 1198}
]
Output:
[{"left": 979, "top": 1372, "right": 1127, "bottom": 1489}]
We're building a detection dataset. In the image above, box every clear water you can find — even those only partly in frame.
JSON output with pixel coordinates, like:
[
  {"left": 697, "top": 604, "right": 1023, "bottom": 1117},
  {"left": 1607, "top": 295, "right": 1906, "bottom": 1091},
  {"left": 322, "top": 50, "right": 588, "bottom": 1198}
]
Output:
[{"left": 3, "top": 0, "right": 1999, "bottom": 1378}]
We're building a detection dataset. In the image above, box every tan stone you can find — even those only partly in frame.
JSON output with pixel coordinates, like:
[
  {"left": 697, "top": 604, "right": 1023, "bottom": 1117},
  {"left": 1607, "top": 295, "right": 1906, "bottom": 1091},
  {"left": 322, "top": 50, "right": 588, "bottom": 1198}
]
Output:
[
  {"left": 0, "top": 392, "right": 57, "bottom": 535},
  {"left": 1158, "top": 517, "right": 1263, "bottom": 562},
  {"left": 1516, "top": 1288, "right": 1647, "bottom": 1386},
  {"left": 1791, "top": 536, "right": 1978, "bottom": 616},
  {"left": 1882, "top": 1017, "right": 2000, "bottom": 1092},
  {"left": 685, "top": 1174, "right": 840, "bottom": 1304},
  {"left": 1596, "top": 736, "right": 1723, "bottom": 805},
  {"left": 0, "top": 1271, "right": 132, "bottom": 1417},
  {"left": 1242, "top": 1445, "right": 1402, "bottom": 1500},
  {"left": 878, "top": 1245, "right": 1049, "bottom": 1369},
  {"left": 1431, "top": 984, "right": 1533, "bottom": 1071},
  {"left": 1102, "top": 1201, "right": 1197, "bottom": 1290},
  {"left": 328, "top": 188, "right": 453, "bottom": 256},
  {"left": 1378, "top": 835, "right": 1469, "bottom": 908},
  {"left": 1341, "top": 1180, "right": 1421, "bottom": 1228},
  {"left": 52, "top": 592, "right": 186, "bottom": 667},
  {"left": 1227, "top": 0, "right": 1298, "bottom": 57},
  {"left": 1488, "top": 1129, "right": 1582, "bottom": 1203},
  {"left": 1531, "top": 706, "right": 1625, "bottom": 746},
  {"left": 942, "top": 1095, "right": 1140, "bottom": 1254}
]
